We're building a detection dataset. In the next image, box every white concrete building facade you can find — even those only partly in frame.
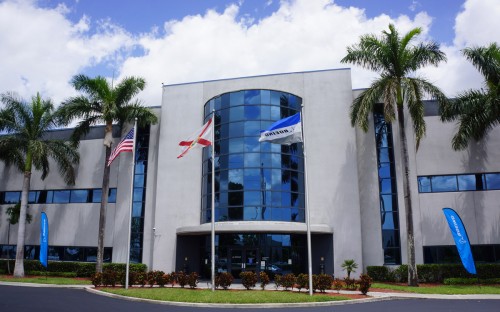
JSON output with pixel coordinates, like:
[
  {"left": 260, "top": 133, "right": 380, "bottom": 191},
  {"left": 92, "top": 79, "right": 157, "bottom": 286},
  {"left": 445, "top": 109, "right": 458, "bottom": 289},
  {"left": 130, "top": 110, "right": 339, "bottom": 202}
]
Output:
[{"left": 1, "top": 69, "right": 499, "bottom": 278}]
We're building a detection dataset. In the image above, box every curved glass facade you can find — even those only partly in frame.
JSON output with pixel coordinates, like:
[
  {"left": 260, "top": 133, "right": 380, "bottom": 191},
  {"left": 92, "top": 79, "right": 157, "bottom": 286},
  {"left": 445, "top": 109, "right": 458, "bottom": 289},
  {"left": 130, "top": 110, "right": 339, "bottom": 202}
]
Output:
[{"left": 201, "top": 90, "right": 305, "bottom": 223}]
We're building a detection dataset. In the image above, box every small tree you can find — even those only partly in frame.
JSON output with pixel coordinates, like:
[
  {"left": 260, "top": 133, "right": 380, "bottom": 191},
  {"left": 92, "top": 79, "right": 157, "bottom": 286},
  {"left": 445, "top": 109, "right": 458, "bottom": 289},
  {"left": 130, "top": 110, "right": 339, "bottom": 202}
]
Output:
[{"left": 341, "top": 259, "right": 358, "bottom": 279}]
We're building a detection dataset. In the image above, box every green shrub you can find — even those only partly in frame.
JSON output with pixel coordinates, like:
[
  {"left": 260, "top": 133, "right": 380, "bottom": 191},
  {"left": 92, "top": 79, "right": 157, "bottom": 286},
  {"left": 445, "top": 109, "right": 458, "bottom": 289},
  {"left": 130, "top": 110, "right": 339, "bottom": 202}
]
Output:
[
  {"left": 343, "top": 277, "right": 357, "bottom": 290},
  {"left": 215, "top": 272, "right": 233, "bottom": 290},
  {"left": 27, "top": 271, "right": 77, "bottom": 278},
  {"left": 136, "top": 272, "right": 147, "bottom": 287},
  {"left": 281, "top": 273, "right": 296, "bottom": 290},
  {"left": 239, "top": 271, "right": 257, "bottom": 290},
  {"left": 102, "top": 270, "right": 118, "bottom": 287},
  {"left": 176, "top": 271, "right": 187, "bottom": 288},
  {"left": 315, "top": 274, "right": 333, "bottom": 292},
  {"left": 296, "top": 273, "right": 308, "bottom": 292},
  {"left": 259, "top": 271, "right": 270, "bottom": 290},
  {"left": 393, "top": 264, "right": 408, "bottom": 283},
  {"left": 358, "top": 274, "right": 373, "bottom": 295},
  {"left": 366, "top": 266, "right": 392, "bottom": 282},
  {"left": 333, "top": 278, "right": 343, "bottom": 292},
  {"left": 91, "top": 272, "right": 102, "bottom": 287},
  {"left": 444, "top": 277, "right": 500, "bottom": 285},
  {"left": 187, "top": 272, "right": 199, "bottom": 289},
  {"left": 274, "top": 274, "right": 282, "bottom": 289},
  {"left": 154, "top": 271, "right": 166, "bottom": 287}
]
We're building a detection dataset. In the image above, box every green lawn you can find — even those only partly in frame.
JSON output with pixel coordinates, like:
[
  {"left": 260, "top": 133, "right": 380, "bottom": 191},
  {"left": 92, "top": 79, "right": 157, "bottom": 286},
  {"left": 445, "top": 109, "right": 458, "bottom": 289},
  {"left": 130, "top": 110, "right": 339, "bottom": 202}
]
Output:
[
  {"left": 372, "top": 283, "right": 500, "bottom": 295},
  {"left": 0, "top": 275, "right": 91, "bottom": 285},
  {"left": 102, "top": 287, "right": 351, "bottom": 304}
]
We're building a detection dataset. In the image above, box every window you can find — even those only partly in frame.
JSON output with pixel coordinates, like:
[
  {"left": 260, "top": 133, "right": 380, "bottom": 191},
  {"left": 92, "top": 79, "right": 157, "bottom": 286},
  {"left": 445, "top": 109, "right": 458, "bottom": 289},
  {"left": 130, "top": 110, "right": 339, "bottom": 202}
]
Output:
[
  {"left": 418, "top": 172, "right": 500, "bottom": 193},
  {"left": 1, "top": 188, "right": 117, "bottom": 205},
  {"left": 202, "top": 90, "right": 305, "bottom": 223}
]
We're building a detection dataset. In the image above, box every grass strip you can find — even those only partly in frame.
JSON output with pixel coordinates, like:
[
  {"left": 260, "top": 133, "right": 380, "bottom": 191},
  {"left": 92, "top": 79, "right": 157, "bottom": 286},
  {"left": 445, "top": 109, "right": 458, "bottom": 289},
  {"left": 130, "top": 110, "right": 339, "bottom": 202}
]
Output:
[
  {"left": 0, "top": 275, "right": 91, "bottom": 285},
  {"left": 372, "top": 283, "right": 500, "bottom": 295},
  {"left": 103, "top": 287, "right": 351, "bottom": 304}
]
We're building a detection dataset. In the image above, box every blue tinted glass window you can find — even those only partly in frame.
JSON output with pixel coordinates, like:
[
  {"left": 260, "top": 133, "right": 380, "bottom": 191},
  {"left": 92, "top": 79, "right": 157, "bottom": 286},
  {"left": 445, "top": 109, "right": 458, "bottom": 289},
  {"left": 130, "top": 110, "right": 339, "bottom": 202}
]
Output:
[
  {"left": 228, "top": 154, "right": 244, "bottom": 169},
  {"left": 244, "top": 136, "right": 259, "bottom": 153},
  {"left": 245, "top": 106, "right": 260, "bottom": 120},
  {"left": 229, "top": 106, "right": 244, "bottom": 121},
  {"left": 108, "top": 188, "right": 117, "bottom": 203},
  {"left": 418, "top": 177, "right": 431, "bottom": 193},
  {"left": 260, "top": 105, "right": 271, "bottom": 120},
  {"left": 381, "top": 212, "right": 399, "bottom": 229},
  {"left": 4, "top": 192, "right": 20, "bottom": 204},
  {"left": 244, "top": 169, "right": 260, "bottom": 189},
  {"left": 270, "top": 106, "right": 280, "bottom": 120},
  {"left": 229, "top": 91, "right": 243, "bottom": 106},
  {"left": 244, "top": 121, "right": 261, "bottom": 136},
  {"left": 244, "top": 90, "right": 260, "bottom": 104},
  {"left": 92, "top": 189, "right": 102, "bottom": 203},
  {"left": 28, "top": 191, "right": 38, "bottom": 204},
  {"left": 485, "top": 173, "right": 500, "bottom": 190},
  {"left": 244, "top": 153, "right": 260, "bottom": 167},
  {"left": 431, "top": 176, "right": 458, "bottom": 192},
  {"left": 134, "top": 174, "right": 145, "bottom": 188},
  {"left": 52, "top": 190, "right": 70, "bottom": 203},
  {"left": 70, "top": 190, "right": 88, "bottom": 203},
  {"left": 378, "top": 163, "right": 392, "bottom": 178},
  {"left": 229, "top": 121, "right": 244, "bottom": 137},
  {"left": 457, "top": 175, "right": 477, "bottom": 191},
  {"left": 380, "top": 178, "right": 396, "bottom": 194},
  {"left": 221, "top": 93, "right": 230, "bottom": 109},
  {"left": 228, "top": 137, "right": 244, "bottom": 153}
]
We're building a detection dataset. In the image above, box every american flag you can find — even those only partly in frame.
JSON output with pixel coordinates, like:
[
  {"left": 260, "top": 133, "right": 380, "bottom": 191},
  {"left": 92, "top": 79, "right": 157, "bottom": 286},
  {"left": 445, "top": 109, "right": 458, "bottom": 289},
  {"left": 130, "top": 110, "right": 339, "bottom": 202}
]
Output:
[{"left": 107, "top": 127, "right": 135, "bottom": 166}]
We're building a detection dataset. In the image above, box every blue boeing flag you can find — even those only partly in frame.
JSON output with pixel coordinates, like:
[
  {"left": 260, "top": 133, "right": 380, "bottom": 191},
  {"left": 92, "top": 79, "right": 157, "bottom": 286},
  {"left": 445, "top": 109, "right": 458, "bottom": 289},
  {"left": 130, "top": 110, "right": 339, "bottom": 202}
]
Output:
[
  {"left": 442, "top": 208, "right": 476, "bottom": 274},
  {"left": 259, "top": 112, "right": 303, "bottom": 145},
  {"left": 40, "top": 212, "right": 48, "bottom": 268}
]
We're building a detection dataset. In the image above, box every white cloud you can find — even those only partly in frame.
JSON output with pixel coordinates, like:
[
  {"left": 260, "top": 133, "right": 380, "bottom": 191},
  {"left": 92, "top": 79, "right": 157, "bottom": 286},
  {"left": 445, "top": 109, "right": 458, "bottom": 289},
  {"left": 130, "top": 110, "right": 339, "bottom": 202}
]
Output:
[
  {"left": 1, "top": 0, "right": 498, "bottom": 109},
  {"left": 0, "top": 0, "right": 134, "bottom": 103},
  {"left": 119, "top": 0, "right": 436, "bottom": 106},
  {"left": 421, "top": 0, "right": 500, "bottom": 97}
]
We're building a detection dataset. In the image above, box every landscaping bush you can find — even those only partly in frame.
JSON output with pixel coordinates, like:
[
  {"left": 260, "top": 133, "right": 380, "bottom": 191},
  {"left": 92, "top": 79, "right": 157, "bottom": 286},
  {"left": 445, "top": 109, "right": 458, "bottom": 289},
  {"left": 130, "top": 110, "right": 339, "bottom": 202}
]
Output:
[
  {"left": 154, "top": 271, "right": 166, "bottom": 287},
  {"left": 176, "top": 271, "right": 187, "bottom": 288},
  {"left": 315, "top": 274, "right": 333, "bottom": 292},
  {"left": 102, "top": 270, "right": 118, "bottom": 287},
  {"left": 118, "top": 271, "right": 137, "bottom": 287},
  {"left": 443, "top": 277, "right": 500, "bottom": 285},
  {"left": 27, "top": 271, "right": 77, "bottom": 278},
  {"left": 358, "top": 274, "right": 373, "bottom": 295},
  {"left": 259, "top": 271, "right": 270, "bottom": 290},
  {"left": 274, "top": 274, "right": 282, "bottom": 290},
  {"left": 91, "top": 272, "right": 102, "bottom": 287},
  {"left": 296, "top": 273, "right": 308, "bottom": 292},
  {"left": 367, "top": 266, "right": 392, "bottom": 282},
  {"left": 333, "top": 278, "right": 343, "bottom": 292},
  {"left": 343, "top": 277, "right": 357, "bottom": 290},
  {"left": 215, "top": 272, "right": 233, "bottom": 290},
  {"left": 239, "top": 271, "right": 257, "bottom": 290},
  {"left": 136, "top": 272, "right": 147, "bottom": 287},
  {"left": 187, "top": 272, "right": 199, "bottom": 289},
  {"left": 281, "top": 273, "right": 296, "bottom": 290}
]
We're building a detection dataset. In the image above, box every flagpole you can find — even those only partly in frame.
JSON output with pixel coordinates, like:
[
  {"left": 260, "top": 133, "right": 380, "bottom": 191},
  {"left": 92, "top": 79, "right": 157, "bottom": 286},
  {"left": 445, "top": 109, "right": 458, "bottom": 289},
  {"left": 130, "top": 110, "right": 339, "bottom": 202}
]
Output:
[
  {"left": 125, "top": 118, "right": 138, "bottom": 290},
  {"left": 210, "top": 110, "right": 216, "bottom": 292},
  {"left": 300, "top": 106, "right": 313, "bottom": 296}
]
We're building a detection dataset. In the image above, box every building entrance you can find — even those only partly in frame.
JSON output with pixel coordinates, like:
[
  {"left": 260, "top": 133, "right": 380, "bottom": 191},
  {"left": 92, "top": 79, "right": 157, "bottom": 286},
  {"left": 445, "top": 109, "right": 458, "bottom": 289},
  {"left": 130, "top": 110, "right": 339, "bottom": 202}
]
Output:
[{"left": 229, "top": 248, "right": 259, "bottom": 278}]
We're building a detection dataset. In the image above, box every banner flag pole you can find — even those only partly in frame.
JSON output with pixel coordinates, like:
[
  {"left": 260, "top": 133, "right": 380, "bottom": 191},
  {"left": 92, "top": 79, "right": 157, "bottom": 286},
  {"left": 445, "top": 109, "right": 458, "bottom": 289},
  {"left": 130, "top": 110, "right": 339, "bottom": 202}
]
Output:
[
  {"left": 300, "top": 106, "right": 314, "bottom": 296},
  {"left": 125, "top": 118, "right": 138, "bottom": 290},
  {"left": 211, "top": 110, "right": 216, "bottom": 291}
]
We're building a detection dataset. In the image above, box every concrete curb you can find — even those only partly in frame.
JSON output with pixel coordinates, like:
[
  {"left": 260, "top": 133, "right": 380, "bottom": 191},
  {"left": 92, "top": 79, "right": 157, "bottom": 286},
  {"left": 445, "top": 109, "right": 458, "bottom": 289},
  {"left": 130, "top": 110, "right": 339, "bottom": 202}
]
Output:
[{"left": 0, "top": 281, "right": 89, "bottom": 289}]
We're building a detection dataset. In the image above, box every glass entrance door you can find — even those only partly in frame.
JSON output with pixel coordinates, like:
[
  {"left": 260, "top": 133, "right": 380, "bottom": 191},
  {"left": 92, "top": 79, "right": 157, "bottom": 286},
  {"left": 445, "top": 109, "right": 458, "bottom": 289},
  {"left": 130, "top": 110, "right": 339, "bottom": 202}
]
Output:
[{"left": 229, "top": 248, "right": 259, "bottom": 278}]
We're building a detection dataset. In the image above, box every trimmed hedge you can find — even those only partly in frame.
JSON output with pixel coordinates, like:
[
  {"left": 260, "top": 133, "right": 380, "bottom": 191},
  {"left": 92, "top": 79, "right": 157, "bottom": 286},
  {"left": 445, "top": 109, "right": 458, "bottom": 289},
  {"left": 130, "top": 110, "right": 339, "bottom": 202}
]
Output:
[
  {"left": 367, "top": 263, "right": 500, "bottom": 283},
  {"left": 444, "top": 277, "right": 500, "bottom": 285},
  {"left": 0, "top": 260, "right": 147, "bottom": 277}
]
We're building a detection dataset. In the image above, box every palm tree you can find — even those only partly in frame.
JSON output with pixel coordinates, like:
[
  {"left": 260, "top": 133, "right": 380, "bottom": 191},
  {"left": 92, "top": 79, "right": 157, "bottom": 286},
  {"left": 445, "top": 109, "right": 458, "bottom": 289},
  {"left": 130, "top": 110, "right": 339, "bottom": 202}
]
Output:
[
  {"left": 441, "top": 43, "right": 500, "bottom": 150},
  {"left": 0, "top": 92, "right": 79, "bottom": 277},
  {"left": 341, "top": 24, "right": 448, "bottom": 286},
  {"left": 341, "top": 259, "right": 358, "bottom": 279},
  {"left": 5, "top": 203, "right": 33, "bottom": 274},
  {"left": 56, "top": 75, "right": 158, "bottom": 273}
]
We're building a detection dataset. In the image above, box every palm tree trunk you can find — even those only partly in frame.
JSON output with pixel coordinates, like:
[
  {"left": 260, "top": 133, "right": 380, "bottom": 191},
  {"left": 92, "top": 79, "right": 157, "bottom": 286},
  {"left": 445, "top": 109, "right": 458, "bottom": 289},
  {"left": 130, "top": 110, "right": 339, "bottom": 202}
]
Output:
[
  {"left": 96, "top": 143, "right": 112, "bottom": 273},
  {"left": 396, "top": 105, "right": 418, "bottom": 286},
  {"left": 13, "top": 171, "right": 31, "bottom": 278}
]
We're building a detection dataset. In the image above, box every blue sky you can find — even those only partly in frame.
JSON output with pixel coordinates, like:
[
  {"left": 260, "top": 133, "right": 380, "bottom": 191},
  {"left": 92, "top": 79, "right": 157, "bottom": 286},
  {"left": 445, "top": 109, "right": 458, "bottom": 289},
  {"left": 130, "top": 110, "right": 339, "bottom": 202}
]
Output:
[{"left": 1, "top": 0, "right": 499, "bottom": 105}]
